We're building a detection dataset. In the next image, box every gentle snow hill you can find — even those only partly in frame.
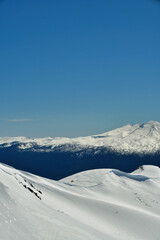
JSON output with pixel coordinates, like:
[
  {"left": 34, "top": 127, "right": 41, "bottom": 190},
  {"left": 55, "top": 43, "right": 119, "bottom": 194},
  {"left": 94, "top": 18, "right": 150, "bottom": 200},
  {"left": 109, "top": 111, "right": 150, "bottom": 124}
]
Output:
[
  {"left": 1, "top": 120, "right": 160, "bottom": 153},
  {"left": 0, "top": 163, "right": 160, "bottom": 240}
]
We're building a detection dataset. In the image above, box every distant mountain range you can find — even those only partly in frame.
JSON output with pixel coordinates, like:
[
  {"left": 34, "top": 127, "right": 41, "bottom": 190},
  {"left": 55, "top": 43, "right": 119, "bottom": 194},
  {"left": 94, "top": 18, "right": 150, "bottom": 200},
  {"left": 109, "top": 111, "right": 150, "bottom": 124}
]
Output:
[
  {"left": 0, "top": 163, "right": 160, "bottom": 240},
  {"left": 1, "top": 120, "right": 160, "bottom": 153},
  {"left": 0, "top": 121, "right": 160, "bottom": 179}
]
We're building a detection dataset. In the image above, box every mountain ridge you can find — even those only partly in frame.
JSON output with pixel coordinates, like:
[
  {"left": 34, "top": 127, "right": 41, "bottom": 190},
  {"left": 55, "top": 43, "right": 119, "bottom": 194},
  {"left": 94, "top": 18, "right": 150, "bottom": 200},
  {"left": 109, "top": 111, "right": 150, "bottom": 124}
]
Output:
[
  {"left": 1, "top": 120, "right": 160, "bottom": 153},
  {"left": 0, "top": 162, "right": 160, "bottom": 240}
]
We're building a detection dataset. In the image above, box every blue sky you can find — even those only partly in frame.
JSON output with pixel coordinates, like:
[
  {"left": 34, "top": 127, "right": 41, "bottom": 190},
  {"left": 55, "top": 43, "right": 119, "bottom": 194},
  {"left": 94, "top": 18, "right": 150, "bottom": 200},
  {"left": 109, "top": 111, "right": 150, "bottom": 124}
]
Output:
[{"left": 0, "top": 0, "right": 160, "bottom": 137}]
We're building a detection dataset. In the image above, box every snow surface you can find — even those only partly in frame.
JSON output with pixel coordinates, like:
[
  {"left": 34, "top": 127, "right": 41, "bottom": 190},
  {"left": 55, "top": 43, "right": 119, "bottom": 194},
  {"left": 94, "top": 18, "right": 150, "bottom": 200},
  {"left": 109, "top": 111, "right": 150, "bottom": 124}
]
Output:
[
  {"left": 1, "top": 121, "right": 160, "bottom": 153},
  {"left": 0, "top": 163, "right": 160, "bottom": 240}
]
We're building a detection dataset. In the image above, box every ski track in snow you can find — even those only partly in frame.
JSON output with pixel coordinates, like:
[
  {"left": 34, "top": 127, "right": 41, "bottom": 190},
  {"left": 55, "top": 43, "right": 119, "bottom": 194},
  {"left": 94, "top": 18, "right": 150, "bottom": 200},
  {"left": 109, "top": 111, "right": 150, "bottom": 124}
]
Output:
[{"left": 0, "top": 163, "right": 160, "bottom": 240}]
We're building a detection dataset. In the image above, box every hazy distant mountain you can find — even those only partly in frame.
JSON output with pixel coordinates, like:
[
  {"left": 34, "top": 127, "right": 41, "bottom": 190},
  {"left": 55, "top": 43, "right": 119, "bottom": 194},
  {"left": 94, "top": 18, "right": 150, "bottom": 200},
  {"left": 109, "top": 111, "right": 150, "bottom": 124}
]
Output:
[
  {"left": 0, "top": 163, "right": 160, "bottom": 240},
  {"left": 0, "top": 121, "right": 160, "bottom": 179}
]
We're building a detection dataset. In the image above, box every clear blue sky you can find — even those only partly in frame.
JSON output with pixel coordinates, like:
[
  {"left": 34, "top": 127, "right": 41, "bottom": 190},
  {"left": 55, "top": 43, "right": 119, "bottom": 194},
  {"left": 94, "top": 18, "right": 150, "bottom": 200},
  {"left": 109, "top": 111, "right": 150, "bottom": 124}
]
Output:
[{"left": 0, "top": 0, "right": 160, "bottom": 137}]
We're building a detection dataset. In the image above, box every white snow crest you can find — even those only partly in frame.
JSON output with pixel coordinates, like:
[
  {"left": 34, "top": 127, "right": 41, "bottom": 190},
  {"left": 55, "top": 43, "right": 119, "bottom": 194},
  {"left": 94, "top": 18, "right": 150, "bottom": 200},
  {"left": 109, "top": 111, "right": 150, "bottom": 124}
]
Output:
[
  {"left": 1, "top": 121, "right": 160, "bottom": 153},
  {"left": 0, "top": 163, "right": 160, "bottom": 240}
]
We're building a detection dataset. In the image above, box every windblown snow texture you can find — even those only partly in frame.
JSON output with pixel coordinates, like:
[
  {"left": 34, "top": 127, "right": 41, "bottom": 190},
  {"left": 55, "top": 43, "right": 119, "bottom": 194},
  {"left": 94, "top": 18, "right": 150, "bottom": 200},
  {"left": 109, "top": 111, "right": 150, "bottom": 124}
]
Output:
[{"left": 0, "top": 163, "right": 160, "bottom": 240}]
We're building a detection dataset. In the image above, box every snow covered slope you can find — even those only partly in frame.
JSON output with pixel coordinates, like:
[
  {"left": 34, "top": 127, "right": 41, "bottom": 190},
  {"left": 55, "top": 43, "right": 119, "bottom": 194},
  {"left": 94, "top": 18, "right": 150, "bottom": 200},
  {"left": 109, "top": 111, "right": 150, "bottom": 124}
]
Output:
[
  {"left": 0, "top": 163, "right": 160, "bottom": 240},
  {"left": 1, "top": 121, "right": 160, "bottom": 153}
]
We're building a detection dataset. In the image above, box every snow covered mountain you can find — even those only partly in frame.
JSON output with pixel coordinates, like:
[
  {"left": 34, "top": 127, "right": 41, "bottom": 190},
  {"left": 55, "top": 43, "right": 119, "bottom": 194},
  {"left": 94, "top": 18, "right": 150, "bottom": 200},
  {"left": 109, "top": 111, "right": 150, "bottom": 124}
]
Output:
[
  {"left": 1, "top": 120, "right": 160, "bottom": 154},
  {"left": 0, "top": 163, "right": 160, "bottom": 240},
  {"left": 1, "top": 121, "right": 160, "bottom": 180}
]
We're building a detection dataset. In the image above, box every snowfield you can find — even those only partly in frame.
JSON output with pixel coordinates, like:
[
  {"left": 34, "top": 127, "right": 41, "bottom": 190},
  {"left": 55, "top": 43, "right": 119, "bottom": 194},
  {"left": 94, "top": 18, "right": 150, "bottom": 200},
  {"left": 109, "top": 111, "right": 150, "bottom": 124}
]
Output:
[
  {"left": 0, "top": 163, "right": 160, "bottom": 240},
  {"left": 1, "top": 120, "right": 160, "bottom": 153}
]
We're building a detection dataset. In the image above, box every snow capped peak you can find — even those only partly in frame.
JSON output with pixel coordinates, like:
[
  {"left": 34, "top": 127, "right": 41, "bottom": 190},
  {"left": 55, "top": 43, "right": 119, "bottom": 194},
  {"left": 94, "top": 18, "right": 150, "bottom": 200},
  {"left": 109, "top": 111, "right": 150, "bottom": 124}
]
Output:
[
  {"left": 1, "top": 121, "right": 160, "bottom": 153},
  {"left": 147, "top": 120, "right": 160, "bottom": 125},
  {"left": 90, "top": 120, "right": 160, "bottom": 153},
  {"left": 140, "top": 120, "right": 160, "bottom": 131}
]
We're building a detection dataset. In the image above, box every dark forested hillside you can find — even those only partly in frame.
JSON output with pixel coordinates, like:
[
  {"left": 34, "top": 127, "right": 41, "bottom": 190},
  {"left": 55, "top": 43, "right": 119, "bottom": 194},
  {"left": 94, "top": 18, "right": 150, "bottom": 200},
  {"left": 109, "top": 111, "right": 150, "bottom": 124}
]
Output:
[{"left": 0, "top": 146, "right": 159, "bottom": 180}]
